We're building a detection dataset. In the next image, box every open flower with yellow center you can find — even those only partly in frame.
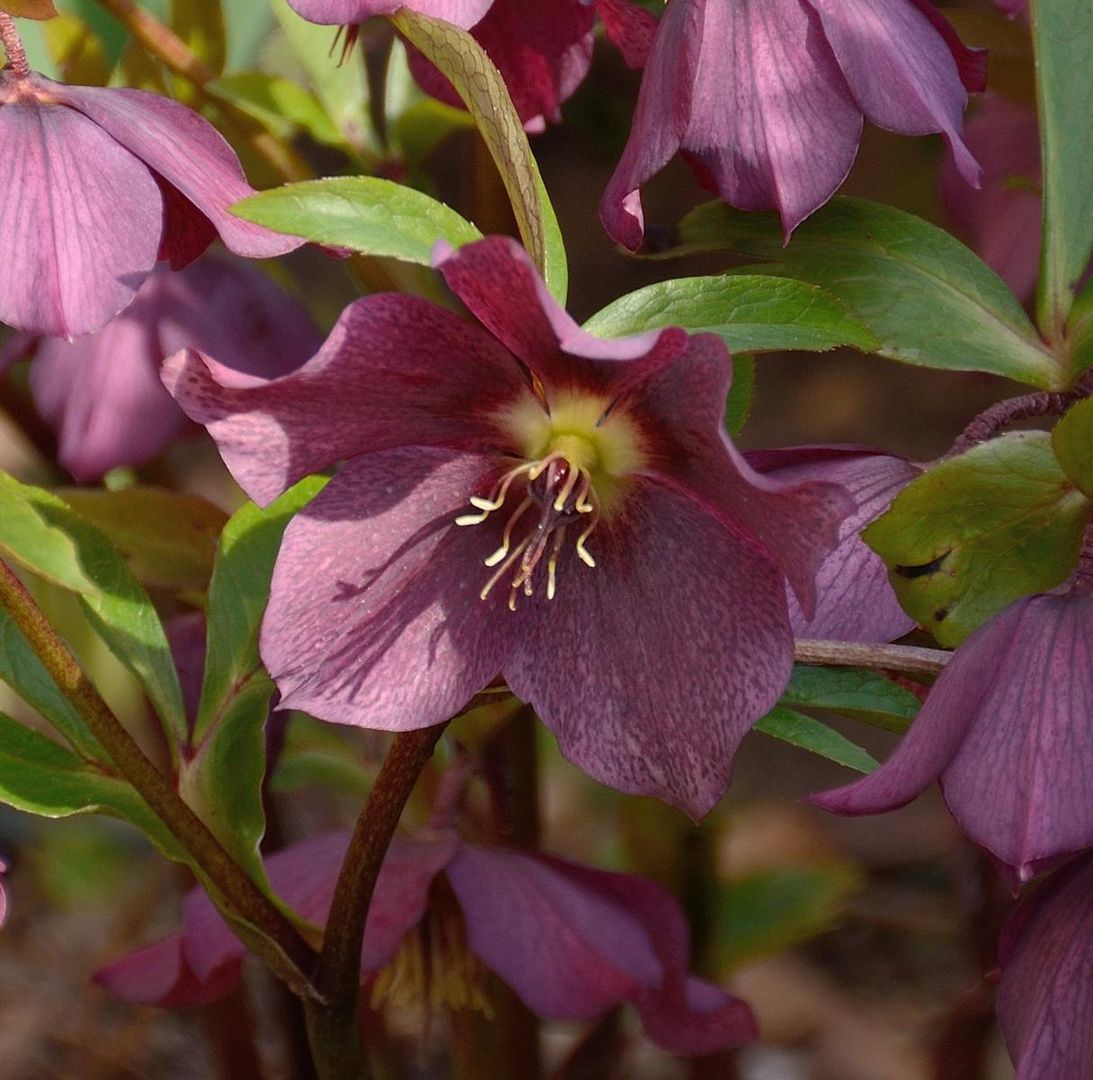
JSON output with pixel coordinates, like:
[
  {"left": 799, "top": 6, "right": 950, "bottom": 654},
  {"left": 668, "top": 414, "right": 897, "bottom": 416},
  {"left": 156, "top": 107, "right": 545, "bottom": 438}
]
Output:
[{"left": 164, "top": 236, "right": 851, "bottom": 816}]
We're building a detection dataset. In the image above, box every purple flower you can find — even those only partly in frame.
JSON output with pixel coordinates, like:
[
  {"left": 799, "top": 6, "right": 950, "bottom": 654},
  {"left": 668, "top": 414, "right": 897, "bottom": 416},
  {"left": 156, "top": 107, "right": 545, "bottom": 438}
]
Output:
[
  {"left": 164, "top": 235, "right": 851, "bottom": 817},
  {"left": 287, "top": 0, "right": 656, "bottom": 131},
  {"left": 747, "top": 446, "right": 920, "bottom": 643},
  {"left": 939, "top": 94, "right": 1041, "bottom": 303},
  {"left": 0, "top": 68, "right": 303, "bottom": 338},
  {"left": 8, "top": 256, "right": 320, "bottom": 481},
  {"left": 95, "top": 829, "right": 757, "bottom": 1055},
  {"left": 811, "top": 584, "right": 1093, "bottom": 881},
  {"left": 997, "top": 854, "right": 1093, "bottom": 1079},
  {"left": 601, "top": 0, "right": 987, "bottom": 249}
]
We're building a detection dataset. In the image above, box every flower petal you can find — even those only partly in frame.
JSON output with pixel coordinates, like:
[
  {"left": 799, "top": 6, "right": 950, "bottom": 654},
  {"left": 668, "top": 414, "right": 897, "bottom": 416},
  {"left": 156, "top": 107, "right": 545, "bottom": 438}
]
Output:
[
  {"left": 504, "top": 479, "right": 793, "bottom": 818},
  {"left": 941, "top": 593, "right": 1093, "bottom": 878},
  {"left": 595, "top": 0, "right": 659, "bottom": 69},
  {"left": 447, "top": 846, "right": 662, "bottom": 1018},
  {"left": 809, "top": 597, "right": 1029, "bottom": 824},
  {"left": 806, "top": 0, "right": 981, "bottom": 186},
  {"left": 162, "top": 293, "right": 527, "bottom": 506},
  {"left": 997, "top": 855, "right": 1093, "bottom": 1080},
  {"left": 285, "top": 0, "right": 492, "bottom": 26},
  {"left": 602, "top": 0, "right": 863, "bottom": 248},
  {"left": 747, "top": 447, "right": 919, "bottom": 642},
  {"left": 0, "top": 92, "right": 161, "bottom": 337},
  {"left": 630, "top": 337, "right": 854, "bottom": 616},
  {"left": 405, "top": 0, "right": 596, "bottom": 129},
  {"left": 93, "top": 934, "right": 242, "bottom": 1008},
  {"left": 435, "top": 236, "right": 665, "bottom": 379},
  {"left": 261, "top": 448, "right": 518, "bottom": 731},
  {"left": 46, "top": 79, "right": 303, "bottom": 259}
]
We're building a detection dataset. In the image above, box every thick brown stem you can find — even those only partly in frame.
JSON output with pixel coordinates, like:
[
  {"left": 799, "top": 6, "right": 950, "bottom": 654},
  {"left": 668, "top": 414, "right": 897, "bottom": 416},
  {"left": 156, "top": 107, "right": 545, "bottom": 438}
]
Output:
[
  {"left": 0, "top": 13, "right": 30, "bottom": 77},
  {"left": 306, "top": 724, "right": 449, "bottom": 1080},
  {"left": 949, "top": 390, "right": 1081, "bottom": 457},
  {"left": 794, "top": 638, "right": 950, "bottom": 677},
  {"left": 0, "top": 559, "right": 318, "bottom": 991}
]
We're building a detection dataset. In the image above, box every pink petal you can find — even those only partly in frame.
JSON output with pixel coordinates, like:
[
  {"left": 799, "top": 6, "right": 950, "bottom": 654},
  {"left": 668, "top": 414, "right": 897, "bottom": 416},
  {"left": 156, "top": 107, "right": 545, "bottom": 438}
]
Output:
[
  {"left": 48, "top": 80, "right": 303, "bottom": 260},
  {"left": 405, "top": 0, "right": 596, "bottom": 129},
  {"left": 0, "top": 89, "right": 161, "bottom": 337},
  {"left": 260, "top": 448, "right": 519, "bottom": 732},
  {"left": 162, "top": 293, "right": 527, "bottom": 507},
  {"left": 504, "top": 479, "right": 793, "bottom": 819},
  {"left": 435, "top": 236, "right": 664, "bottom": 377},
  {"left": 998, "top": 855, "right": 1093, "bottom": 1078},
  {"left": 746, "top": 447, "right": 919, "bottom": 643},
  {"left": 908, "top": 0, "right": 988, "bottom": 91},
  {"left": 601, "top": 0, "right": 863, "bottom": 248},
  {"left": 447, "top": 846, "right": 662, "bottom": 1018},
  {"left": 939, "top": 95, "right": 1041, "bottom": 303},
  {"left": 595, "top": 0, "right": 659, "bottom": 69},
  {"left": 93, "top": 934, "right": 242, "bottom": 1008},
  {"left": 628, "top": 337, "right": 854, "bottom": 617},
  {"left": 286, "top": 0, "right": 493, "bottom": 26},
  {"left": 806, "top": 0, "right": 982, "bottom": 186},
  {"left": 560, "top": 858, "right": 758, "bottom": 1054}
]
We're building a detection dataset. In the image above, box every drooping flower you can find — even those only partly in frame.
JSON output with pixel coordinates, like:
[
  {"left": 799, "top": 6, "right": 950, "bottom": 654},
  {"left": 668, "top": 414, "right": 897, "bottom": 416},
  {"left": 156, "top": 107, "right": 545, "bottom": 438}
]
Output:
[
  {"left": 286, "top": 0, "right": 657, "bottom": 131},
  {"left": 601, "top": 0, "right": 987, "bottom": 249},
  {"left": 0, "top": 66, "right": 303, "bottom": 337},
  {"left": 8, "top": 256, "right": 319, "bottom": 481},
  {"left": 939, "top": 94, "right": 1041, "bottom": 303},
  {"left": 746, "top": 447, "right": 919, "bottom": 643},
  {"left": 996, "top": 854, "right": 1093, "bottom": 1079},
  {"left": 95, "top": 829, "right": 757, "bottom": 1055},
  {"left": 811, "top": 582, "right": 1093, "bottom": 881},
  {"left": 164, "top": 235, "right": 851, "bottom": 817}
]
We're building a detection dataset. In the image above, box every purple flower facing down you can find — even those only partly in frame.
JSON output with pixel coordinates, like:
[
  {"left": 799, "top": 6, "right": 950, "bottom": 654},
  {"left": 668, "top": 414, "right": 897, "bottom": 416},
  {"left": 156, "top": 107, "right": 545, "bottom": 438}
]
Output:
[
  {"left": 164, "top": 235, "right": 851, "bottom": 817},
  {"left": 95, "top": 830, "right": 756, "bottom": 1055},
  {"left": 997, "top": 854, "right": 1093, "bottom": 1079},
  {"left": 811, "top": 586, "right": 1093, "bottom": 881},
  {"left": 287, "top": 0, "right": 657, "bottom": 131},
  {"left": 601, "top": 0, "right": 987, "bottom": 249},
  {"left": 0, "top": 68, "right": 303, "bottom": 338},
  {"left": 939, "top": 94, "right": 1041, "bottom": 303},
  {"left": 18, "top": 256, "right": 320, "bottom": 481},
  {"left": 746, "top": 447, "right": 920, "bottom": 643}
]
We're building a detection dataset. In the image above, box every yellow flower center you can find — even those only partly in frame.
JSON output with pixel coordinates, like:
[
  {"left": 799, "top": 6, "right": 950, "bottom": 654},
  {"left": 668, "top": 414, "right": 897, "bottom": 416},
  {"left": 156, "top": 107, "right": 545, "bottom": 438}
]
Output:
[{"left": 456, "top": 389, "right": 646, "bottom": 609}]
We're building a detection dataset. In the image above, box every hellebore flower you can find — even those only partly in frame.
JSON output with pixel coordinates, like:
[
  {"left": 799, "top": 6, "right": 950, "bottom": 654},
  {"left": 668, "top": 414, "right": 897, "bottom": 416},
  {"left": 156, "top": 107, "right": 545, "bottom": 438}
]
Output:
[
  {"left": 939, "top": 94, "right": 1041, "bottom": 303},
  {"left": 164, "top": 235, "right": 851, "bottom": 817},
  {"left": 10, "top": 256, "right": 320, "bottom": 481},
  {"left": 95, "top": 829, "right": 757, "bottom": 1054},
  {"left": 811, "top": 583, "right": 1093, "bottom": 881},
  {"left": 747, "top": 446, "right": 919, "bottom": 643},
  {"left": 286, "top": 0, "right": 657, "bottom": 131},
  {"left": 0, "top": 66, "right": 303, "bottom": 338},
  {"left": 601, "top": 0, "right": 987, "bottom": 249},
  {"left": 996, "top": 854, "right": 1093, "bottom": 1080}
]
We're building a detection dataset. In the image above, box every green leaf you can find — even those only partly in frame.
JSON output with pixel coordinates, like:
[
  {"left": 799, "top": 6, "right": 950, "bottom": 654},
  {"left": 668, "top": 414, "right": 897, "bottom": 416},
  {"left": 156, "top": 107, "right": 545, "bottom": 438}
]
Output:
[
  {"left": 0, "top": 474, "right": 187, "bottom": 747},
  {"left": 674, "top": 198, "right": 1064, "bottom": 389},
  {"left": 725, "top": 354, "right": 755, "bottom": 437},
  {"left": 0, "top": 711, "right": 185, "bottom": 860},
  {"left": 391, "top": 9, "right": 568, "bottom": 304},
  {"left": 781, "top": 665, "right": 921, "bottom": 735},
  {"left": 56, "top": 488, "right": 227, "bottom": 592},
  {"left": 180, "top": 674, "right": 275, "bottom": 881},
  {"left": 1032, "top": 0, "right": 1093, "bottom": 338},
  {"left": 752, "top": 706, "right": 878, "bottom": 774},
  {"left": 0, "top": 610, "right": 104, "bottom": 761},
  {"left": 195, "top": 477, "right": 326, "bottom": 744},
  {"left": 1066, "top": 278, "right": 1093, "bottom": 377},
  {"left": 1052, "top": 396, "right": 1093, "bottom": 497},
  {"left": 865, "top": 432, "right": 1090, "bottom": 646},
  {"left": 582, "top": 274, "right": 879, "bottom": 354},
  {"left": 212, "top": 72, "right": 343, "bottom": 147},
  {"left": 711, "top": 863, "right": 862, "bottom": 971},
  {"left": 271, "top": 715, "right": 370, "bottom": 796},
  {"left": 234, "top": 177, "right": 482, "bottom": 263},
  {"left": 393, "top": 97, "right": 475, "bottom": 169}
]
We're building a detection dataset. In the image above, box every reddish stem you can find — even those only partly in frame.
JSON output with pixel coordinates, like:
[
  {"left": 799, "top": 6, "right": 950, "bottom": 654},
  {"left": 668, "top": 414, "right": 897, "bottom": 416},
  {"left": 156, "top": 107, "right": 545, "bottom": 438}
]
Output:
[
  {"left": 949, "top": 390, "right": 1080, "bottom": 456},
  {"left": 0, "top": 13, "right": 30, "bottom": 78}
]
